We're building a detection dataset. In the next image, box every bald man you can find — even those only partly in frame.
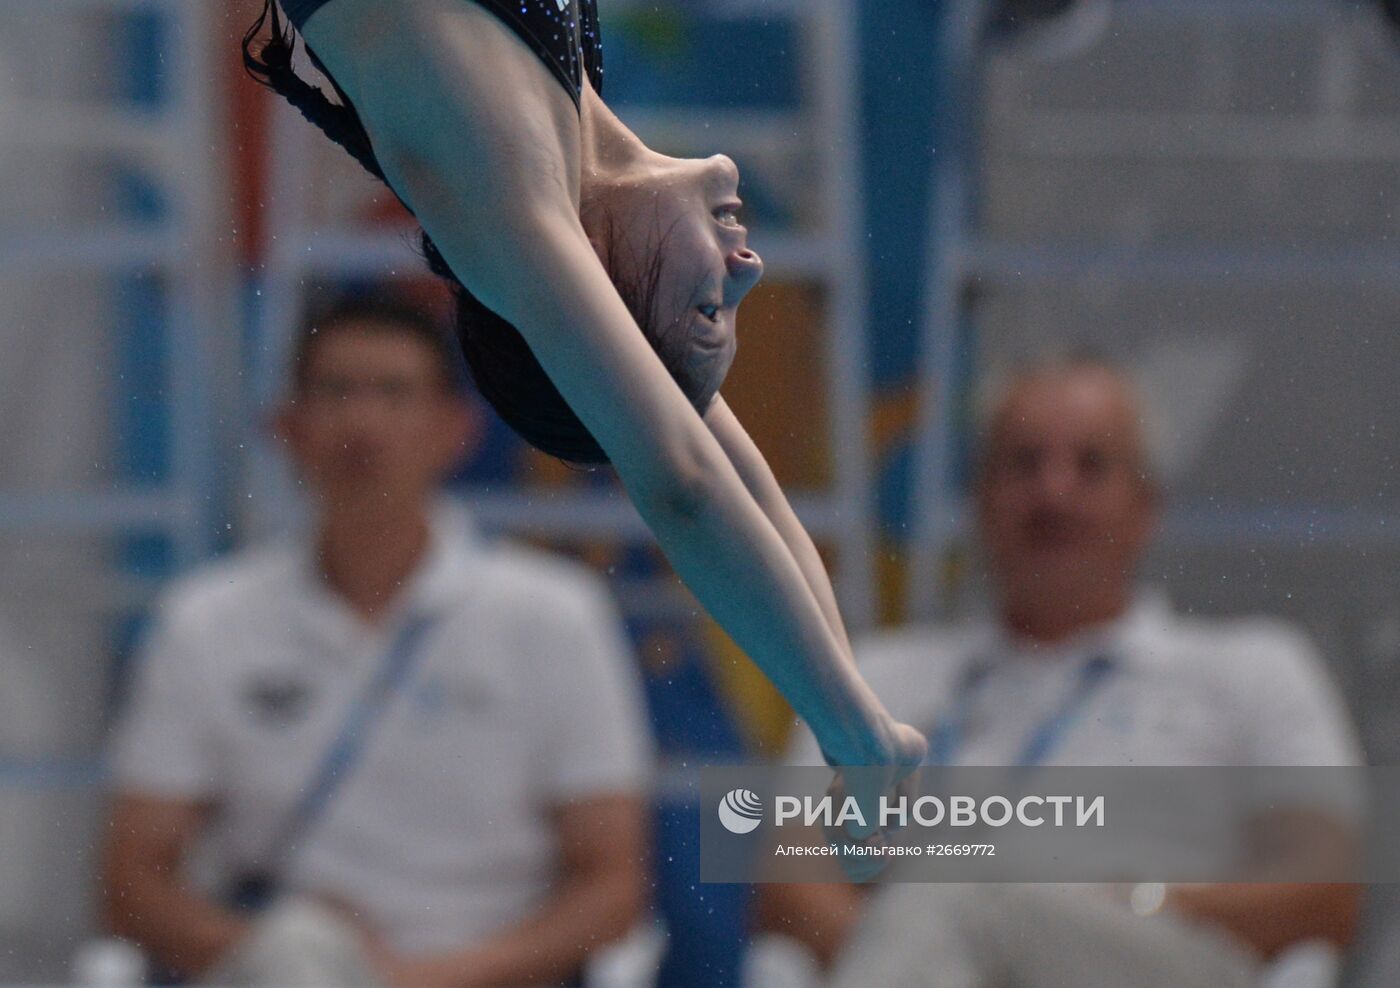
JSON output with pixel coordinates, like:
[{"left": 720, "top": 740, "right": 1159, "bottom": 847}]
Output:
[{"left": 757, "top": 358, "right": 1363, "bottom": 987}]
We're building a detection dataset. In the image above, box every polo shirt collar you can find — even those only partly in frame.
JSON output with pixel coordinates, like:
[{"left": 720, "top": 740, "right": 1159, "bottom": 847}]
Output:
[
  {"left": 290, "top": 498, "right": 481, "bottom": 646},
  {"left": 982, "top": 590, "right": 1173, "bottom": 670},
  {"left": 399, "top": 498, "right": 481, "bottom": 616}
]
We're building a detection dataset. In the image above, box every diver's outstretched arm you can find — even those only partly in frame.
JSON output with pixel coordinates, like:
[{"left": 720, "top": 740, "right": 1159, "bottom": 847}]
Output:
[{"left": 704, "top": 396, "right": 854, "bottom": 661}]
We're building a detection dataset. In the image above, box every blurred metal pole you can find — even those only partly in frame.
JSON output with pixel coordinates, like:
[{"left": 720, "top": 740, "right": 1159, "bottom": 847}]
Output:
[
  {"left": 806, "top": 0, "right": 876, "bottom": 632},
  {"left": 908, "top": 0, "right": 986, "bottom": 623},
  {"left": 163, "top": 0, "right": 225, "bottom": 567},
  {"left": 243, "top": 93, "right": 320, "bottom": 543}
]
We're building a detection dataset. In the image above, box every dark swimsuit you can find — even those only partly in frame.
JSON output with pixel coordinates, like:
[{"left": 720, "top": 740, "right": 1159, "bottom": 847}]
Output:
[{"left": 282, "top": 0, "right": 604, "bottom": 108}]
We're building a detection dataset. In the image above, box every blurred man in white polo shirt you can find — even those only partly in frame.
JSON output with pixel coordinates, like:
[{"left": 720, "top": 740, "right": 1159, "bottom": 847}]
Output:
[
  {"left": 101, "top": 297, "right": 653, "bottom": 988},
  {"left": 758, "top": 356, "right": 1362, "bottom": 987}
]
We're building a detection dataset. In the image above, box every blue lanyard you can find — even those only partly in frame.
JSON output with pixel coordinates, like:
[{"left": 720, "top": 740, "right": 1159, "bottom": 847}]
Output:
[
  {"left": 926, "top": 653, "right": 1117, "bottom": 767},
  {"left": 265, "top": 614, "right": 437, "bottom": 863}
]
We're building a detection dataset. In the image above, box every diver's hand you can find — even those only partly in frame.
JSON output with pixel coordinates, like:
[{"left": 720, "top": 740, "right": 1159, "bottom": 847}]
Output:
[{"left": 821, "top": 717, "right": 927, "bottom": 881}]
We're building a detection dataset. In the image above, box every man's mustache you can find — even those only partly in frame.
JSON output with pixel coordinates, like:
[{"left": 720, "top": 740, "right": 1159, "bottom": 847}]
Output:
[{"left": 1020, "top": 508, "right": 1088, "bottom": 541}]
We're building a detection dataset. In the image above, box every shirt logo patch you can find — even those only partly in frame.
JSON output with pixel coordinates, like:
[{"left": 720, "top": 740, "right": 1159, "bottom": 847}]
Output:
[{"left": 409, "top": 674, "right": 496, "bottom": 722}]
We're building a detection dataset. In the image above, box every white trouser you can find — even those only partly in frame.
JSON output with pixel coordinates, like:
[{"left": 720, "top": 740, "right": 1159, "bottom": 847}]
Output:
[{"left": 830, "top": 883, "right": 1260, "bottom": 988}]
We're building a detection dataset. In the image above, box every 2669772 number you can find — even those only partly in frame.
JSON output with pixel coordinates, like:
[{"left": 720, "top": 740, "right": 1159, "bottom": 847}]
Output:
[{"left": 926, "top": 843, "right": 996, "bottom": 856}]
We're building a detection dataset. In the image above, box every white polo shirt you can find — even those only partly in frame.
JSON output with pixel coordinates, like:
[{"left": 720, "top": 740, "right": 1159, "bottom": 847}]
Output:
[
  {"left": 789, "top": 594, "right": 1362, "bottom": 878},
  {"left": 792, "top": 594, "right": 1362, "bottom": 769},
  {"left": 110, "top": 503, "right": 653, "bottom": 954}
]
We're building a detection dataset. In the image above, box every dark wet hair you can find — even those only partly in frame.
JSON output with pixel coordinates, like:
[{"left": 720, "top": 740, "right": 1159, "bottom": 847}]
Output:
[
  {"left": 243, "top": 2, "right": 699, "bottom": 465},
  {"left": 292, "top": 295, "right": 464, "bottom": 394}
]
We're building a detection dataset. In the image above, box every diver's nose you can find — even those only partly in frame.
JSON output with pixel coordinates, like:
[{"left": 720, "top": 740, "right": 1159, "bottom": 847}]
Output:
[
  {"left": 708, "top": 154, "right": 741, "bottom": 193},
  {"left": 727, "top": 248, "right": 764, "bottom": 299}
]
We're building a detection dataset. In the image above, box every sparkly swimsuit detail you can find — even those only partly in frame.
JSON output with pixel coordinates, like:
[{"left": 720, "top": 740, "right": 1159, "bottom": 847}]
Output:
[{"left": 281, "top": 0, "right": 604, "bottom": 107}]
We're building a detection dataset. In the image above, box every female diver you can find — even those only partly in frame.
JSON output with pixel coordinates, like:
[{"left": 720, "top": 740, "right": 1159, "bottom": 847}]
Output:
[{"left": 243, "top": 0, "right": 926, "bottom": 821}]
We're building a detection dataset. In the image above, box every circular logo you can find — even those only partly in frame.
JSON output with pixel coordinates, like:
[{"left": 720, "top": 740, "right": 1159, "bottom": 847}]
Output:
[{"left": 718, "top": 788, "right": 764, "bottom": 834}]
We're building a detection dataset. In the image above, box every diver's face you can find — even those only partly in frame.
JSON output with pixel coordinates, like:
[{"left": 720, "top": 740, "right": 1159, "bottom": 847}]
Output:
[{"left": 588, "top": 152, "right": 765, "bottom": 409}]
